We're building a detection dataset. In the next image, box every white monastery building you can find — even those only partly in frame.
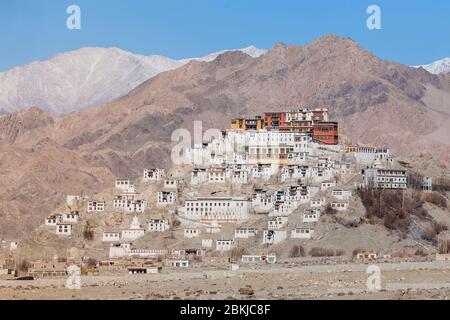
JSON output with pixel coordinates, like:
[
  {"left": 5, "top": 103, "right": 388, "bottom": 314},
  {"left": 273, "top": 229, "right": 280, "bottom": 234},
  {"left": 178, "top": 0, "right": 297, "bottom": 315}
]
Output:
[
  {"left": 62, "top": 212, "right": 79, "bottom": 223},
  {"left": 66, "top": 195, "right": 81, "bottom": 206},
  {"left": 303, "top": 209, "right": 320, "bottom": 223},
  {"left": 115, "top": 179, "right": 133, "bottom": 191},
  {"left": 191, "top": 168, "right": 208, "bottom": 185},
  {"left": 361, "top": 167, "right": 407, "bottom": 189},
  {"left": 262, "top": 230, "right": 287, "bottom": 245},
  {"left": 268, "top": 216, "right": 289, "bottom": 230},
  {"left": 157, "top": 191, "right": 178, "bottom": 206},
  {"left": 234, "top": 228, "right": 258, "bottom": 239},
  {"left": 184, "top": 229, "right": 200, "bottom": 238},
  {"left": 332, "top": 189, "right": 352, "bottom": 201},
  {"left": 164, "top": 180, "right": 180, "bottom": 190},
  {"left": 56, "top": 224, "right": 72, "bottom": 236},
  {"left": 330, "top": 201, "right": 349, "bottom": 212},
  {"left": 202, "top": 239, "right": 213, "bottom": 248},
  {"left": 102, "top": 232, "right": 121, "bottom": 242},
  {"left": 216, "top": 240, "right": 234, "bottom": 252},
  {"left": 147, "top": 219, "right": 170, "bottom": 232},
  {"left": 143, "top": 168, "right": 165, "bottom": 182},
  {"left": 179, "top": 197, "right": 251, "bottom": 224},
  {"left": 291, "top": 227, "right": 314, "bottom": 239},
  {"left": 87, "top": 201, "right": 106, "bottom": 213},
  {"left": 125, "top": 200, "right": 146, "bottom": 213}
]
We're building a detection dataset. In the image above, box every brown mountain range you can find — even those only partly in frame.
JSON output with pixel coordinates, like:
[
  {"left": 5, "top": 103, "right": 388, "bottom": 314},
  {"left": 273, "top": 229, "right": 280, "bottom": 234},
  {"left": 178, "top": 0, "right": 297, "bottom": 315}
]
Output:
[{"left": 0, "top": 35, "right": 449, "bottom": 238}]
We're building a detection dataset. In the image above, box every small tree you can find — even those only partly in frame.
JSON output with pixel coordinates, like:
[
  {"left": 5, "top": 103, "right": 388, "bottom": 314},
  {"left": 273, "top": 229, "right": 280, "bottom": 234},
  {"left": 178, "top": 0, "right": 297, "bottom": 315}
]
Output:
[
  {"left": 86, "top": 258, "right": 97, "bottom": 268},
  {"left": 19, "top": 259, "right": 31, "bottom": 272},
  {"left": 309, "top": 247, "right": 328, "bottom": 257},
  {"left": 324, "top": 204, "right": 338, "bottom": 215},
  {"left": 424, "top": 193, "right": 448, "bottom": 209},
  {"left": 83, "top": 223, "right": 94, "bottom": 241},
  {"left": 172, "top": 220, "right": 181, "bottom": 227},
  {"left": 414, "top": 248, "right": 427, "bottom": 257}
]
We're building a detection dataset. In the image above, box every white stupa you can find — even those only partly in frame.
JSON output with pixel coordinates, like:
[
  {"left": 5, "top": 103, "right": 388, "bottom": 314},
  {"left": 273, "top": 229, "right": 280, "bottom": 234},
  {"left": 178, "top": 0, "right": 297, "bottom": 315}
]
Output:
[{"left": 130, "top": 216, "right": 142, "bottom": 230}]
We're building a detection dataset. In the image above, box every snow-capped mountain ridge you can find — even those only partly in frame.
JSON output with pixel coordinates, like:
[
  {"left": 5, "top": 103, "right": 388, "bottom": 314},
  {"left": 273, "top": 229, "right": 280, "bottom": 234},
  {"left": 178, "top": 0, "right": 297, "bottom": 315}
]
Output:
[
  {"left": 413, "top": 57, "right": 450, "bottom": 75},
  {"left": 0, "top": 46, "right": 267, "bottom": 116},
  {"left": 181, "top": 45, "right": 267, "bottom": 63}
]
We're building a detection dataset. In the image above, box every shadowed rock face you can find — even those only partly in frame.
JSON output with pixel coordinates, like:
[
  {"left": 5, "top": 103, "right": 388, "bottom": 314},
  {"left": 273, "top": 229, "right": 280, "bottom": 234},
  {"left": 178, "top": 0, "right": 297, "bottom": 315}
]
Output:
[
  {"left": 0, "top": 107, "right": 54, "bottom": 144},
  {"left": 0, "top": 34, "right": 449, "bottom": 238}
]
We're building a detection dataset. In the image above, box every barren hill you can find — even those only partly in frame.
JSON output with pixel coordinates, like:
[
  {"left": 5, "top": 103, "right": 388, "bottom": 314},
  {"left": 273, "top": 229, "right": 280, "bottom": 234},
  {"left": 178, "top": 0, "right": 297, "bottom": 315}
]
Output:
[{"left": 0, "top": 46, "right": 266, "bottom": 116}]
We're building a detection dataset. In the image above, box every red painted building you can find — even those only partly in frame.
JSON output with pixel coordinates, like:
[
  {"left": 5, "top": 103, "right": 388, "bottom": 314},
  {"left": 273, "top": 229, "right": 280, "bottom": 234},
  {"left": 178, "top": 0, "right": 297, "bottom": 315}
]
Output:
[
  {"left": 263, "top": 112, "right": 287, "bottom": 129},
  {"left": 312, "top": 122, "right": 339, "bottom": 145},
  {"left": 262, "top": 109, "right": 339, "bottom": 145}
]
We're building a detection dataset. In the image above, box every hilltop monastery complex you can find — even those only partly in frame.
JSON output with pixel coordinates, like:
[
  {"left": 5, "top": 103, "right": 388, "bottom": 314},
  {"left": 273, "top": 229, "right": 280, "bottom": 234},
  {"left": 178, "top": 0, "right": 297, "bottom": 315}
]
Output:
[{"left": 2, "top": 108, "right": 440, "bottom": 277}]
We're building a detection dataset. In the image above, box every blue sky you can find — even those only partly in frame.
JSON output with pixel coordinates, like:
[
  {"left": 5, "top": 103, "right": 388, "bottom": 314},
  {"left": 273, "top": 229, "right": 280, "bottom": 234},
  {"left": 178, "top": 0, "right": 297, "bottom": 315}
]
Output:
[{"left": 0, "top": 0, "right": 448, "bottom": 72}]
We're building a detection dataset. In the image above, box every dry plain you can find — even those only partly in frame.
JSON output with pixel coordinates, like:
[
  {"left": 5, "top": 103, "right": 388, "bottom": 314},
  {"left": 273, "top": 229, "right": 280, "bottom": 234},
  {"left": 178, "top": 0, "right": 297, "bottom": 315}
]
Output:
[{"left": 1, "top": 260, "right": 450, "bottom": 300}]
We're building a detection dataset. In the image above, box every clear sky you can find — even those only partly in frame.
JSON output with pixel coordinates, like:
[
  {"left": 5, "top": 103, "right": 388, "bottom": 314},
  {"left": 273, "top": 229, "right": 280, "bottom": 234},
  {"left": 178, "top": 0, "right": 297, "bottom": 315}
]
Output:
[{"left": 0, "top": 0, "right": 448, "bottom": 72}]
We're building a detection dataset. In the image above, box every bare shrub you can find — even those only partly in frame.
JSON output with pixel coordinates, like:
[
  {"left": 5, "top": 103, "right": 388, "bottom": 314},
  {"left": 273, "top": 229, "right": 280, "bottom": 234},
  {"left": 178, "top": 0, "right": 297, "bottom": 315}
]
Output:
[
  {"left": 439, "top": 242, "right": 450, "bottom": 254},
  {"left": 414, "top": 206, "right": 429, "bottom": 219},
  {"left": 434, "top": 178, "right": 450, "bottom": 192},
  {"left": 324, "top": 204, "right": 338, "bottom": 215},
  {"left": 422, "top": 222, "right": 448, "bottom": 242},
  {"left": 309, "top": 247, "right": 343, "bottom": 257},
  {"left": 383, "top": 208, "right": 410, "bottom": 232},
  {"left": 408, "top": 172, "right": 424, "bottom": 190},
  {"left": 230, "top": 247, "right": 248, "bottom": 261},
  {"left": 393, "top": 249, "right": 413, "bottom": 258},
  {"left": 289, "top": 245, "right": 305, "bottom": 258},
  {"left": 412, "top": 190, "right": 423, "bottom": 203},
  {"left": 424, "top": 193, "right": 448, "bottom": 209},
  {"left": 434, "top": 222, "right": 448, "bottom": 234},
  {"left": 309, "top": 247, "right": 327, "bottom": 257},
  {"left": 358, "top": 189, "right": 411, "bottom": 234},
  {"left": 414, "top": 248, "right": 427, "bottom": 257}
]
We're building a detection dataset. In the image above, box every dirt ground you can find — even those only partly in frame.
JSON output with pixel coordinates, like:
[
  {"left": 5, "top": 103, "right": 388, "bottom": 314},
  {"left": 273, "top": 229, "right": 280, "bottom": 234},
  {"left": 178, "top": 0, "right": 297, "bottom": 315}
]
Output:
[{"left": 1, "top": 260, "right": 450, "bottom": 300}]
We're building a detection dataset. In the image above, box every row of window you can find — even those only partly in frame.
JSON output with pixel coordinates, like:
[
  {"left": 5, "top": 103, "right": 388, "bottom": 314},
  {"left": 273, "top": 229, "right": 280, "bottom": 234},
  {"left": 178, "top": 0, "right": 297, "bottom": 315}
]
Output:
[
  {"left": 235, "top": 229, "right": 257, "bottom": 234},
  {"left": 104, "top": 233, "right": 120, "bottom": 237},
  {"left": 331, "top": 203, "right": 348, "bottom": 208},
  {"left": 293, "top": 229, "right": 312, "bottom": 234},
  {"left": 186, "top": 202, "right": 246, "bottom": 207},
  {"left": 377, "top": 177, "right": 406, "bottom": 182},
  {"left": 116, "top": 180, "right": 131, "bottom": 185},
  {"left": 186, "top": 208, "right": 244, "bottom": 215},
  {"left": 249, "top": 147, "right": 294, "bottom": 154}
]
